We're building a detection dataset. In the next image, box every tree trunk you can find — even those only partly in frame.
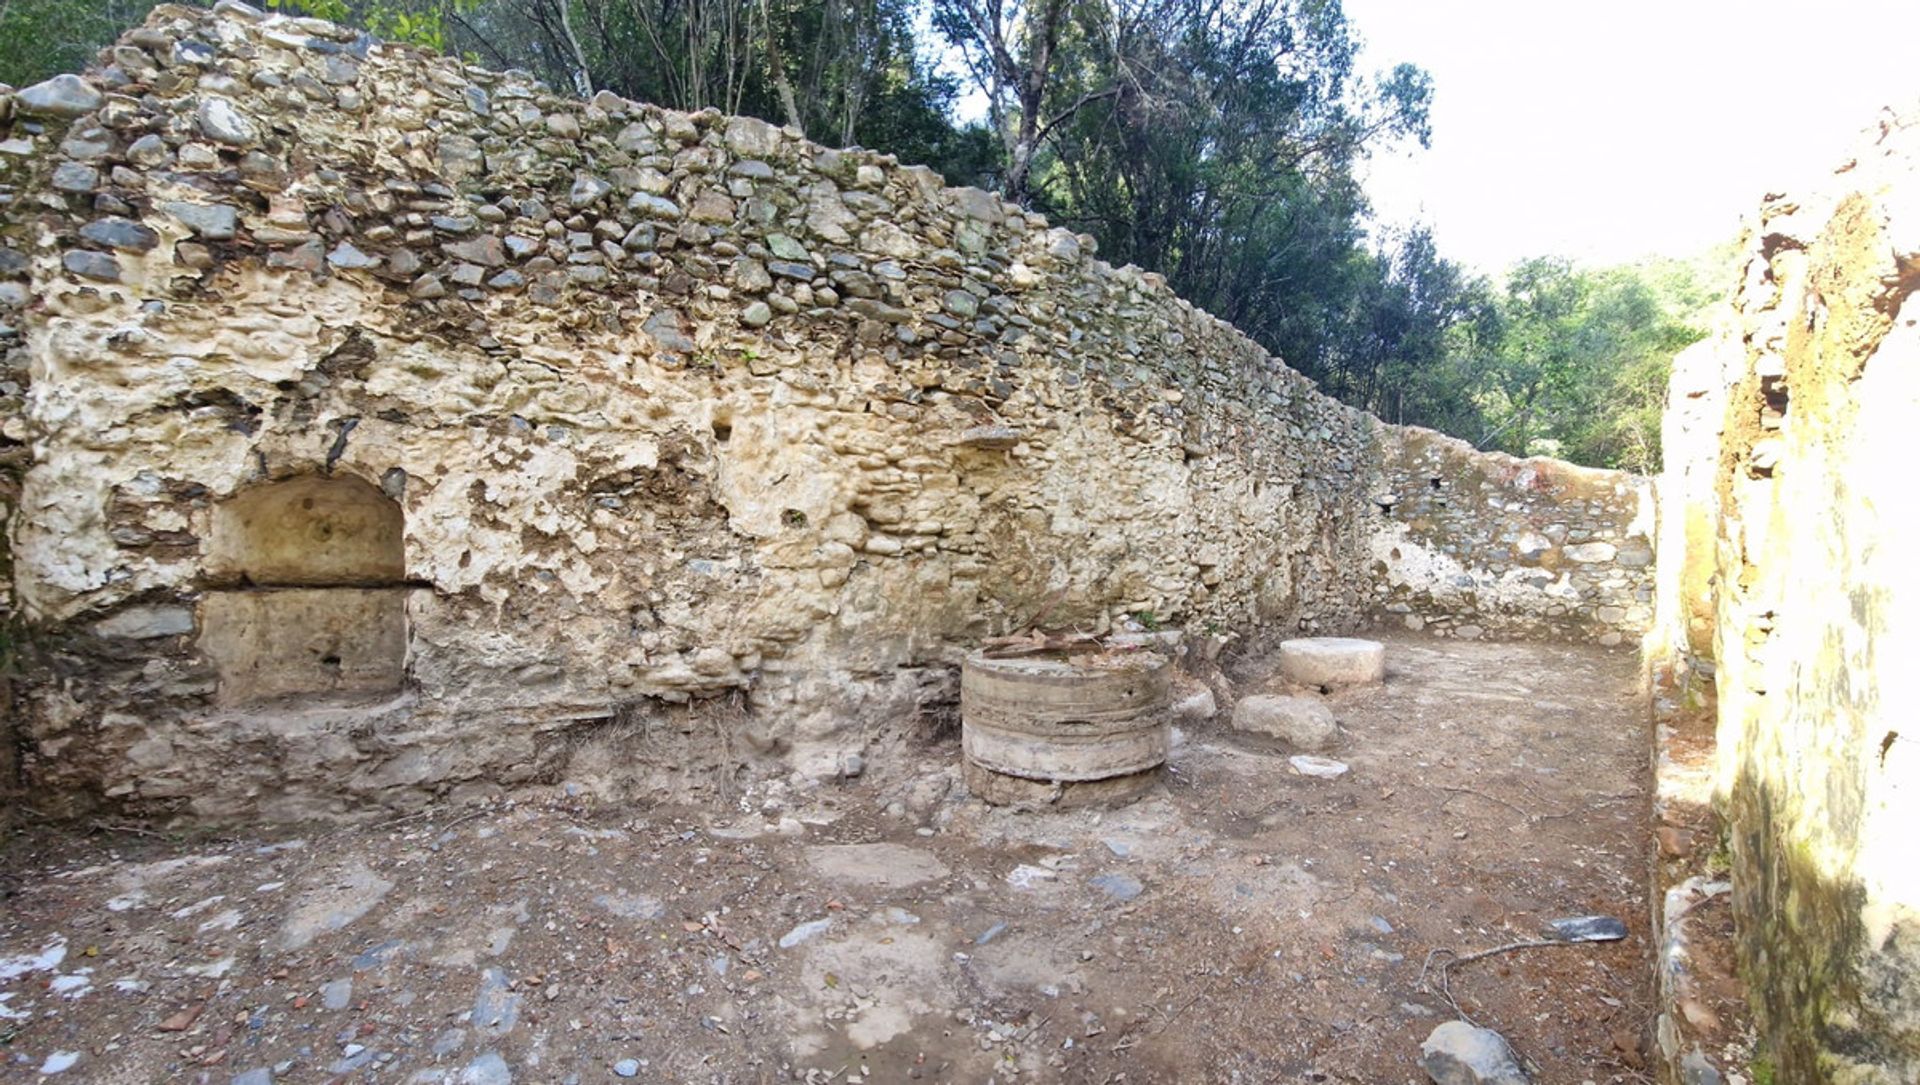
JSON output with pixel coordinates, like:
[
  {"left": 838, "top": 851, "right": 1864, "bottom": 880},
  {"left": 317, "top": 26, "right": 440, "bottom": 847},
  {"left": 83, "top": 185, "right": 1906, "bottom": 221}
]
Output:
[
  {"left": 759, "top": 0, "right": 805, "bottom": 132},
  {"left": 555, "top": 0, "right": 594, "bottom": 96}
]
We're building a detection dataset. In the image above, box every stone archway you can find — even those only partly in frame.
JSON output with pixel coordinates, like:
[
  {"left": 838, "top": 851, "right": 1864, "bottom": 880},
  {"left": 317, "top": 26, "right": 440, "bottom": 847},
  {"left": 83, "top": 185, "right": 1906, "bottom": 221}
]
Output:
[{"left": 198, "top": 475, "right": 410, "bottom": 704}]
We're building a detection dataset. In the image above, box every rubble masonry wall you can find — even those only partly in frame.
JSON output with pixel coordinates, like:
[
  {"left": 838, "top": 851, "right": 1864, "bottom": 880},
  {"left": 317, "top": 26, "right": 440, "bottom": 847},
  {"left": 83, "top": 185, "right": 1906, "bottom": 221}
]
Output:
[{"left": 0, "top": 3, "right": 1648, "bottom": 820}]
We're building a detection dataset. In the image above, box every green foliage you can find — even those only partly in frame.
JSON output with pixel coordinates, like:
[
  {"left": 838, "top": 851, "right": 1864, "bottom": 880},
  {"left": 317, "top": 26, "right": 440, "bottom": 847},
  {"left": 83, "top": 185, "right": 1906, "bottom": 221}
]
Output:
[
  {"left": 269, "top": 0, "right": 352, "bottom": 25},
  {"left": 439, "top": 0, "right": 992, "bottom": 183},
  {"left": 1458, "top": 256, "right": 1707, "bottom": 472},
  {"left": 266, "top": 0, "right": 481, "bottom": 50},
  {"left": 920, "top": 0, "right": 1706, "bottom": 472},
  {"left": 1707, "top": 829, "right": 1734, "bottom": 876},
  {"left": 1, "top": 0, "right": 163, "bottom": 85}
]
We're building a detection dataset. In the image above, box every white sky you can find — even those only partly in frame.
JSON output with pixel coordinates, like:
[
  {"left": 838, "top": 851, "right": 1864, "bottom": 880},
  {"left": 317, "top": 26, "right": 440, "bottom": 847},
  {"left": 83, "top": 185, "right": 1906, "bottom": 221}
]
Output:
[{"left": 1346, "top": 0, "right": 1920, "bottom": 275}]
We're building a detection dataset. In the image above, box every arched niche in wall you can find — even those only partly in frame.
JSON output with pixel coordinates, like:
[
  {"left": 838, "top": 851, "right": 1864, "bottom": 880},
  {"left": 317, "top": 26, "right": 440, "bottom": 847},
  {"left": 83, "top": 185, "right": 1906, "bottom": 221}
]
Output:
[
  {"left": 206, "top": 475, "right": 405, "bottom": 586},
  {"left": 198, "top": 475, "right": 411, "bottom": 705}
]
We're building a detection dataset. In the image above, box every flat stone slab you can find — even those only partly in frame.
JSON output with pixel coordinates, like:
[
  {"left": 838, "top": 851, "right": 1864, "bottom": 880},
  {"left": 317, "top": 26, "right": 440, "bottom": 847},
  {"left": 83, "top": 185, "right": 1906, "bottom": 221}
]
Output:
[
  {"left": 1278, "top": 637, "right": 1385, "bottom": 688},
  {"left": 272, "top": 859, "right": 393, "bottom": 951},
  {"left": 804, "top": 843, "right": 950, "bottom": 889}
]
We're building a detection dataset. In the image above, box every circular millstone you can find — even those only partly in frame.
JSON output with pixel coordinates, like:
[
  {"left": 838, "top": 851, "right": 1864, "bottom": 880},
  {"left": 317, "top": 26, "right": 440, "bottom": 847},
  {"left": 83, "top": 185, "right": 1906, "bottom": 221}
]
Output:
[
  {"left": 1277, "top": 637, "right": 1386, "bottom": 688},
  {"left": 962, "top": 760, "right": 1161, "bottom": 810},
  {"left": 960, "top": 650, "right": 1172, "bottom": 806}
]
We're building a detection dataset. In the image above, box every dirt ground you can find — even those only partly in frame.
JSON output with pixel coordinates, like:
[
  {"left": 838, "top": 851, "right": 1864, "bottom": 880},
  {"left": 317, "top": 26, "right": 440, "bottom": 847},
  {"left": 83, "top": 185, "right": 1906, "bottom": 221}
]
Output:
[{"left": 0, "top": 634, "right": 1657, "bottom": 1084}]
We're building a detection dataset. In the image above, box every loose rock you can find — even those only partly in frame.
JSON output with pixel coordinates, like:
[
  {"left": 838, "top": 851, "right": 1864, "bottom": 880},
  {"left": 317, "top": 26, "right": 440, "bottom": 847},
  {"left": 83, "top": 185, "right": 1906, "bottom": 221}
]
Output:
[
  {"left": 778, "top": 918, "right": 832, "bottom": 948},
  {"left": 17, "top": 74, "right": 103, "bottom": 117},
  {"left": 1419, "top": 1021, "right": 1531, "bottom": 1085},
  {"left": 321, "top": 977, "right": 353, "bottom": 1010},
  {"left": 1232, "top": 694, "right": 1339, "bottom": 750},
  {"left": 1288, "top": 754, "right": 1350, "bottom": 779},
  {"left": 1546, "top": 915, "right": 1628, "bottom": 943},
  {"left": 457, "top": 1051, "right": 512, "bottom": 1085},
  {"left": 1171, "top": 685, "right": 1217, "bottom": 723}
]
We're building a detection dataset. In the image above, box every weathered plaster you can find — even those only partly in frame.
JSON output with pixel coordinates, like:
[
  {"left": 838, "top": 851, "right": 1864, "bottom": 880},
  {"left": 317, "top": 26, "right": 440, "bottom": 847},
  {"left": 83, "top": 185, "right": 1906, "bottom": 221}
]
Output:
[
  {"left": 0, "top": 4, "right": 1650, "bottom": 822},
  {"left": 1659, "top": 106, "right": 1920, "bottom": 1084}
]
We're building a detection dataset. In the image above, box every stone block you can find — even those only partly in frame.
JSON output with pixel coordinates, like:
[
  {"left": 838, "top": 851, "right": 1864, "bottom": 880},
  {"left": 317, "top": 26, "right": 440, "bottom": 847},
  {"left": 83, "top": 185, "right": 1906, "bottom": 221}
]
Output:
[
  {"left": 1231, "top": 694, "right": 1337, "bottom": 750},
  {"left": 1171, "top": 684, "right": 1217, "bottom": 723},
  {"left": 198, "top": 588, "right": 408, "bottom": 704},
  {"left": 94, "top": 605, "right": 195, "bottom": 639}
]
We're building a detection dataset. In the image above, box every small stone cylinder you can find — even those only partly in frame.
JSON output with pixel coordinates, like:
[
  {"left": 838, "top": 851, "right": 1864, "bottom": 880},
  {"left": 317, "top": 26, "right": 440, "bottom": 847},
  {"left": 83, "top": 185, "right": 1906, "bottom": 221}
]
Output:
[{"left": 1278, "top": 637, "right": 1386, "bottom": 688}]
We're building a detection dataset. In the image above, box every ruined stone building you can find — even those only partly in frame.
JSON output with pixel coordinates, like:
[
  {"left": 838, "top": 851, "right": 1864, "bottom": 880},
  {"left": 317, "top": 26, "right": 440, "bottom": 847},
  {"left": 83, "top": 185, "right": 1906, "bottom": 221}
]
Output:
[
  {"left": 0, "top": 5, "right": 1911, "bottom": 1083},
  {"left": 1643, "top": 105, "right": 1920, "bottom": 1085}
]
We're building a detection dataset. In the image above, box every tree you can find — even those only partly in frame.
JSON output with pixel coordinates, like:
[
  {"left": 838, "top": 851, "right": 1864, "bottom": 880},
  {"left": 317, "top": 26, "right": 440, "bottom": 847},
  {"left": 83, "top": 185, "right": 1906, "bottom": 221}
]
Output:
[
  {"left": 934, "top": 0, "right": 1429, "bottom": 211},
  {"left": 929, "top": 0, "right": 1084, "bottom": 203},
  {"left": 931, "top": 0, "right": 1441, "bottom": 430},
  {"left": 1459, "top": 257, "right": 1706, "bottom": 471},
  {"left": 442, "top": 0, "right": 990, "bottom": 179}
]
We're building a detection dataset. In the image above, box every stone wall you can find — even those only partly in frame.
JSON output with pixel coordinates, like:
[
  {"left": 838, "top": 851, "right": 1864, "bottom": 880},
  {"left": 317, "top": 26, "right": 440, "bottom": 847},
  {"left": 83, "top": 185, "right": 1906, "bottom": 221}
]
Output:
[
  {"left": 1368, "top": 425, "right": 1653, "bottom": 644},
  {"left": 1645, "top": 337, "right": 1732, "bottom": 684},
  {"left": 0, "top": 3, "right": 1646, "bottom": 821},
  {"left": 0, "top": 125, "right": 22, "bottom": 816},
  {"left": 1644, "top": 334, "right": 1745, "bottom": 1083},
  {"left": 1658, "top": 106, "right": 1920, "bottom": 1084}
]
